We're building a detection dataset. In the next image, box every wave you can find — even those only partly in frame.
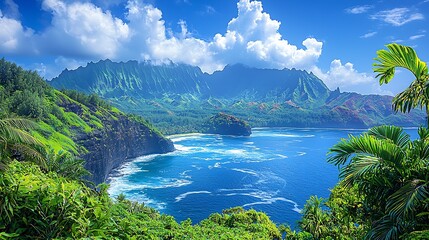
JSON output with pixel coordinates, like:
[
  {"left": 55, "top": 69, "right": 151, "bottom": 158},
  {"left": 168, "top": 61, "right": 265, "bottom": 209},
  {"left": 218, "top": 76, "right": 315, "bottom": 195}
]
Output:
[
  {"left": 252, "top": 132, "right": 315, "bottom": 138},
  {"left": 108, "top": 177, "right": 192, "bottom": 195},
  {"left": 296, "top": 151, "right": 307, "bottom": 156},
  {"left": 175, "top": 191, "right": 211, "bottom": 202},
  {"left": 231, "top": 168, "right": 259, "bottom": 176},
  {"left": 243, "top": 197, "right": 302, "bottom": 213},
  {"left": 169, "top": 133, "right": 206, "bottom": 142},
  {"left": 220, "top": 188, "right": 301, "bottom": 213},
  {"left": 179, "top": 170, "right": 192, "bottom": 179}
]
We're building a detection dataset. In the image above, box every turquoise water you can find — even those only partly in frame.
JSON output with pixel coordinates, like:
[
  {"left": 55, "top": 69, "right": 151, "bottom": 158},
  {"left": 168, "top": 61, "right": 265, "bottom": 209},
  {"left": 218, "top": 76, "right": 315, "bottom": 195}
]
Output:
[{"left": 107, "top": 127, "right": 417, "bottom": 227}]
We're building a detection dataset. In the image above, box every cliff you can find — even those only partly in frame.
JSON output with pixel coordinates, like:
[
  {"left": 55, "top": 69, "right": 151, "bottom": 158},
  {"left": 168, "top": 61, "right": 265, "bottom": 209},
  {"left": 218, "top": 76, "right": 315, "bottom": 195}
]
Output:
[
  {"left": 204, "top": 113, "right": 252, "bottom": 136},
  {"left": 0, "top": 59, "right": 174, "bottom": 184},
  {"left": 57, "top": 93, "right": 174, "bottom": 184}
]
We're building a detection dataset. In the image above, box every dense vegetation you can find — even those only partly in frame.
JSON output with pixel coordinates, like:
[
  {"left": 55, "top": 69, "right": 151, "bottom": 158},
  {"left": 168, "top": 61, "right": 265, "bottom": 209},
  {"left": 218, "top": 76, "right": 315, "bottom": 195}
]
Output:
[
  {"left": 0, "top": 59, "right": 283, "bottom": 239},
  {"left": 203, "top": 112, "right": 252, "bottom": 136}
]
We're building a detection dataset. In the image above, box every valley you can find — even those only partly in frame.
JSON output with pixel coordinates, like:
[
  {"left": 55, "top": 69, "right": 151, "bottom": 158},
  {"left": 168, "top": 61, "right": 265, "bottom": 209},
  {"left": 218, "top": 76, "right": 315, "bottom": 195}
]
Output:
[{"left": 50, "top": 60, "right": 425, "bottom": 134}]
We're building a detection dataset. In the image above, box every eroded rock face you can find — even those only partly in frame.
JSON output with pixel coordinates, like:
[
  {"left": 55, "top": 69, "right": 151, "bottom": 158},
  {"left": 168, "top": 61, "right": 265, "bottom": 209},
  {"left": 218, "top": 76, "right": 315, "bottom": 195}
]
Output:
[
  {"left": 61, "top": 101, "right": 174, "bottom": 184},
  {"left": 204, "top": 113, "right": 252, "bottom": 136}
]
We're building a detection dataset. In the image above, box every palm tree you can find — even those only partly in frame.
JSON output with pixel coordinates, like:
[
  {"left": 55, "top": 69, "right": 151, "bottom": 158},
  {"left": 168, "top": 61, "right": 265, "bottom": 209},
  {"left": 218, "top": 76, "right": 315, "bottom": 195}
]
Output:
[
  {"left": 373, "top": 43, "right": 429, "bottom": 126},
  {"left": 0, "top": 117, "right": 45, "bottom": 169},
  {"left": 299, "top": 196, "right": 331, "bottom": 239},
  {"left": 328, "top": 125, "right": 429, "bottom": 239},
  {"left": 45, "top": 149, "right": 90, "bottom": 181}
]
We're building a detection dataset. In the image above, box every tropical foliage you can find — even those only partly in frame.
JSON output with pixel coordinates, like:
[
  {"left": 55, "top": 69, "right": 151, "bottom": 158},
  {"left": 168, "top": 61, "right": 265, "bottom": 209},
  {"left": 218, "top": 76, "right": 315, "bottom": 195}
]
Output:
[
  {"left": 0, "top": 58, "right": 285, "bottom": 239},
  {"left": 374, "top": 43, "right": 429, "bottom": 125},
  {"left": 0, "top": 117, "right": 44, "bottom": 170}
]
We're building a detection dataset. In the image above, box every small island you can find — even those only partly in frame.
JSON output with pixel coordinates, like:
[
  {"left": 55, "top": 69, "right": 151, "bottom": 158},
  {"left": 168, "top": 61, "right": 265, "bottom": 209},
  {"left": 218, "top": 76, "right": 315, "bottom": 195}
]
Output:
[{"left": 204, "top": 112, "right": 252, "bottom": 136}]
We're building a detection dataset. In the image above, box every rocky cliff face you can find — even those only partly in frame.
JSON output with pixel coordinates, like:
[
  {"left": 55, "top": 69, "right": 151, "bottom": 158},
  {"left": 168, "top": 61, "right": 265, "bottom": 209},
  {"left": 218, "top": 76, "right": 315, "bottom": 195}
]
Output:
[{"left": 59, "top": 98, "right": 174, "bottom": 184}]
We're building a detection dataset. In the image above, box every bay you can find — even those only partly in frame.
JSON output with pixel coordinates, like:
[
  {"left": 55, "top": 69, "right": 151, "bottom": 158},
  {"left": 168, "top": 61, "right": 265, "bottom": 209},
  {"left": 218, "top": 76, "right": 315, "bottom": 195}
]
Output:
[{"left": 107, "top": 127, "right": 418, "bottom": 227}]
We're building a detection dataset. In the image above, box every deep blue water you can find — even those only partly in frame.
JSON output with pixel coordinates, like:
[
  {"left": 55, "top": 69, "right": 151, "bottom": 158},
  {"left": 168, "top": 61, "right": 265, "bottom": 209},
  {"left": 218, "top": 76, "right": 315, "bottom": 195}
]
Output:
[{"left": 107, "top": 127, "right": 418, "bottom": 227}]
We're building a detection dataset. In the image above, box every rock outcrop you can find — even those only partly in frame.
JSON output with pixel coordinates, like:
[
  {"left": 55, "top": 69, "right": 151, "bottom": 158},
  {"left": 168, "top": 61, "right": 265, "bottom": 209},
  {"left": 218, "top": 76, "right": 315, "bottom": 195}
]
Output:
[{"left": 204, "top": 113, "right": 252, "bottom": 136}]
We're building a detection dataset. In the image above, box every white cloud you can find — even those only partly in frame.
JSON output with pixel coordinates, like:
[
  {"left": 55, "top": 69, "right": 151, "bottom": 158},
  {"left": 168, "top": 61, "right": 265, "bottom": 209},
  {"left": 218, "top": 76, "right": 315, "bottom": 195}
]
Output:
[
  {"left": 40, "top": 0, "right": 129, "bottom": 59},
  {"left": 409, "top": 34, "right": 425, "bottom": 40},
  {"left": 360, "top": 31, "right": 377, "bottom": 38},
  {"left": 205, "top": 5, "right": 216, "bottom": 15},
  {"left": 371, "top": 8, "right": 424, "bottom": 26},
  {"left": 209, "top": 0, "right": 322, "bottom": 71},
  {"left": 0, "top": 11, "right": 34, "bottom": 54},
  {"left": 0, "top": 0, "right": 323, "bottom": 75},
  {"left": 346, "top": 5, "right": 373, "bottom": 14},
  {"left": 1, "top": 0, "right": 390, "bottom": 95},
  {"left": 313, "top": 60, "right": 391, "bottom": 95},
  {"left": 2, "top": 0, "right": 20, "bottom": 19}
]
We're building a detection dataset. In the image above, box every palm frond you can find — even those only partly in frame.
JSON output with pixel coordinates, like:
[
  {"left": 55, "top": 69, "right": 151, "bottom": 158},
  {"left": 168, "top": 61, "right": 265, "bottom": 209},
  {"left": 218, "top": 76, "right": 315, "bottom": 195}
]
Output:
[
  {"left": 0, "top": 118, "right": 43, "bottom": 147},
  {"left": 367, "top": 215, "right": 402, "bottom": 240},
  {"left": 368, "top": 125, "right": 410, "bottom": 148},
  {"left": 374, "top": 43, "right": 428, "bottom": 85},
  {"left": 387, "top": 179, "right": 429, "bottom": 219},
  {"left": 10, "top": 143, "right": 46, "bottom": 169},
  {"left": 392, "top": 81, "right": 428, "bottom": 113},
  {"left": 329, "top": 133, "right": 405, "bottom": 171},
  {"left": 0, "top": 118, "right": 39, "bottom": 131}
]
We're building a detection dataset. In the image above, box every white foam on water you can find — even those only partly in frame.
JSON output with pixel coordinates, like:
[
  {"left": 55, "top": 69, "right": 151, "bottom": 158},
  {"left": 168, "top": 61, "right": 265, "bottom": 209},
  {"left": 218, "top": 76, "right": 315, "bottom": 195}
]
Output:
[
  {"left": 276, "top": 154, "right": 288, "bottom": 159},
  {"left": 243, "top": 142, "right": 254, "bottom": 145},
  {"left": 132, "top": 154, "right": 159, "bottom": 163},
  {"left": 218, "top": 188, "right": 255, "bottom": 192},
  {"left": 123, "top": 192, "right": 167, "bottom": 210},
  {"left": 242, "top": 197, "right": 302, "bottom": 213},
  {"left": 191, "top": 164, "right": 202, "bottom": 170},
  {"left": 175, "top": 191, "right": 211, "bottom": 202},
  {"left": 225, "top": 149, "right": 247, "bottom": 155},
  {"left": 296, "top": 151, "right": 307, "bottom": 156},
  {"left": 231, "top": 168, "right": 259, "bottom": 176},
  {"left": 169, "top": 133, "right": 206, "bottom": 143},
  {"left": 252, "top": 132, "right": 315, "bottom": 138},
  {"left": 179, "top": 170, "right": 192, "bottom": 179}
]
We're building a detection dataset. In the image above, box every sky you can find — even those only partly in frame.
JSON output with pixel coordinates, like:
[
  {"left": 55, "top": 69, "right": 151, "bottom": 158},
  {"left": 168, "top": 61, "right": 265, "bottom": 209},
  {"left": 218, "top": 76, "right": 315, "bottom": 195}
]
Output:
[{"left": 0, "top": 0, "right": 428, "bottom": 95}]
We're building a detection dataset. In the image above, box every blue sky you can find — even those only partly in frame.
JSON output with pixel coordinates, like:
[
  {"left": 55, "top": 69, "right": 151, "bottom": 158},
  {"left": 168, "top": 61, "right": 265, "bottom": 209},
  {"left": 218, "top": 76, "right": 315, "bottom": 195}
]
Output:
[{"left": 0, "top": 0, "right": 428, "bottom": 95}]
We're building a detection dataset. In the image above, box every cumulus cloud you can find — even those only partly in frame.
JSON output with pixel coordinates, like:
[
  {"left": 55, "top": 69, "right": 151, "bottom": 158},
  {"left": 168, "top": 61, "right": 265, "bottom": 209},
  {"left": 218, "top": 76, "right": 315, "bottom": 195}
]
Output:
[
  {"left": 2, "top": 0, "right": 20, "bottom": 19},
  {"left": 313, "top": 60, "right": 391, "bottom": 95},
  {"left": 0, "top": 0, "right": 385, "bottom": 95},
  {"left": 0, "top": 0, "right": 323, "bottom": 74},
  {"left": 209, "top": 0, "right": 322, "bottom": 70},
  {"left": 371, "top": 8, "right": 424, "bottom": 26},
  {"left": 346, "top": 5, "right": 373, "bottom": 14},
  {"left": 40, "top": 0, "right": 129, "bottom": 59},
  {"left": 0, "top": 11, "right": 34, "bottom": 54}
]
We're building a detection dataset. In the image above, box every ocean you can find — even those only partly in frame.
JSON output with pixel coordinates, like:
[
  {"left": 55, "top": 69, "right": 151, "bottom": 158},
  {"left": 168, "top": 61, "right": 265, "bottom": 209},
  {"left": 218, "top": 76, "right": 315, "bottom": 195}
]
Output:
[{"left": 107, "top": 127, "right": 418, "bottom": 227}]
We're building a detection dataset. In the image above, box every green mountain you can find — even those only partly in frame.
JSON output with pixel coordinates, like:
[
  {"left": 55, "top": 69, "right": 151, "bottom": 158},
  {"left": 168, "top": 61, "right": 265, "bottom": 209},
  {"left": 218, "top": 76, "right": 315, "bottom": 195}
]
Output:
[
  {"left": 206, "top": 64, "right": 330, "bottom": 108},
  {"left": 51, "top": 59, "right": 208, "bottom": 98},
  {"left": 50, "top": 60, "right": 425, "bottom": 134},
  {"left": 0, "top": 58, "right": 174, "bottom": 184}
]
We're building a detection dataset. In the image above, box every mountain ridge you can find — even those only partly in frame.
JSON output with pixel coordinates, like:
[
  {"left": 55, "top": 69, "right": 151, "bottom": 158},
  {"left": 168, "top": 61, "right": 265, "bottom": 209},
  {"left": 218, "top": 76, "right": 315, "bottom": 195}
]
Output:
[{"left": 50, "top": 60, "right": 425, "bottom": 134}]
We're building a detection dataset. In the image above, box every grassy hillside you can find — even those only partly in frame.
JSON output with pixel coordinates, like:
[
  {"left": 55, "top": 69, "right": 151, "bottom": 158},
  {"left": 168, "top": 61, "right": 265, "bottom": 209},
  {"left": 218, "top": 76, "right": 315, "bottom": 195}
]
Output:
[
  {"left": 0, "top": 58, "right": 174, "bottom": 183},
  {"left": 0, "top": 58, "right": 283, "bottom": 239}
]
